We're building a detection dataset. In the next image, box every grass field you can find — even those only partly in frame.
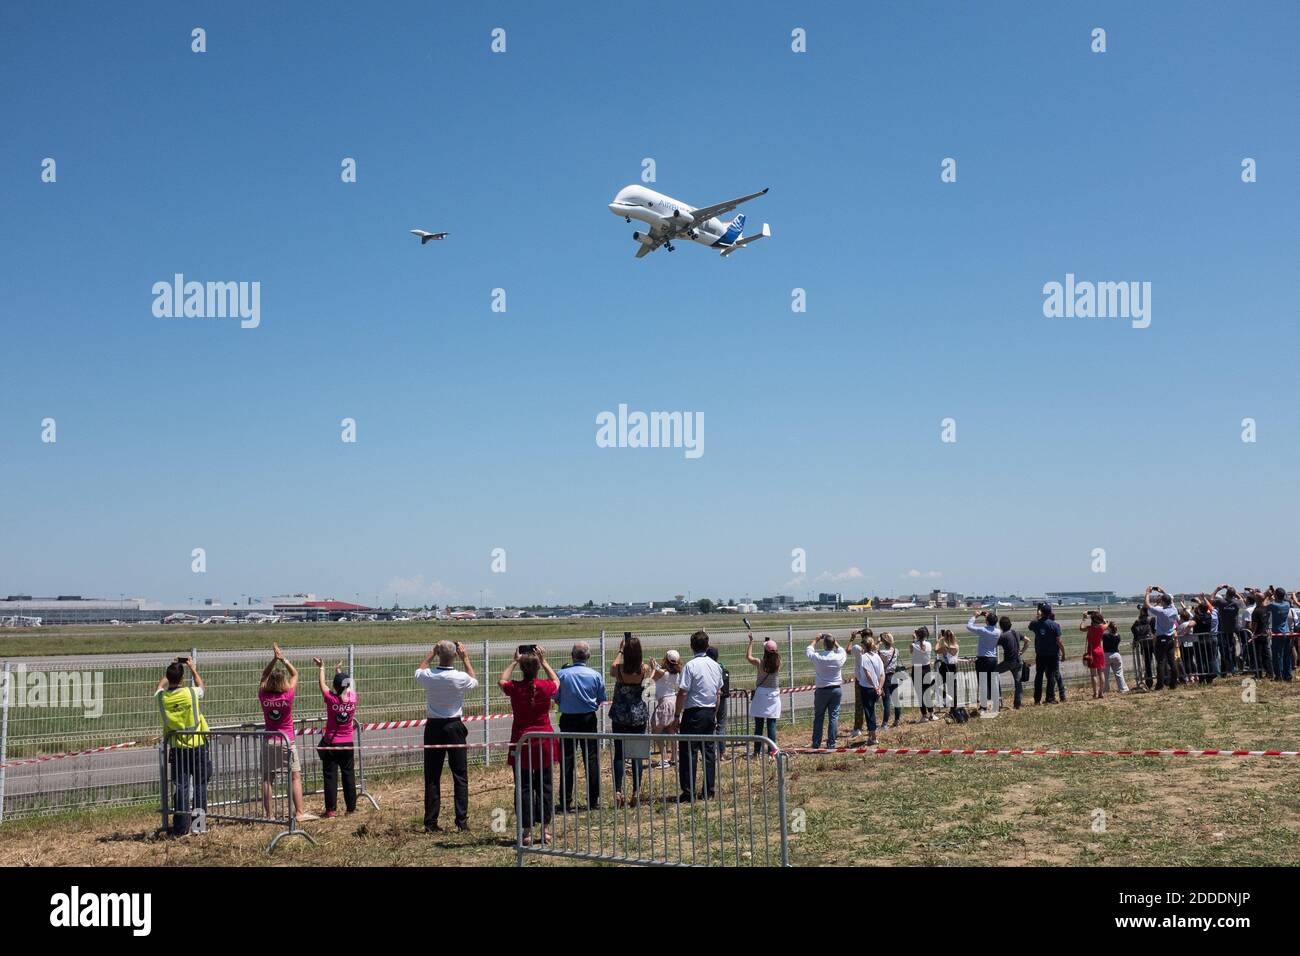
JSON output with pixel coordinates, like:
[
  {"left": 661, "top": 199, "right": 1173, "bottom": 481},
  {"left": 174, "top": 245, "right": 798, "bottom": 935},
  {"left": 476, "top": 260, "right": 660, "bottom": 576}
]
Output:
[
  {"left": 4, "top": 675, "right": 1296, "bottom": 867},
  {"left": 0, "top": 607, "right": 1132, "bottom": 658}
]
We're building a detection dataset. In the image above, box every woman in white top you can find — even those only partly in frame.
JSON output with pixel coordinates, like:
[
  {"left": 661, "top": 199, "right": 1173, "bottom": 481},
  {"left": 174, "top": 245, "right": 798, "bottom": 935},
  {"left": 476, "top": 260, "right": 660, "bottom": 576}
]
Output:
[
  {"left": 651, "top": 649, "right": 682, "bottom": 767},
  {"left": 910, "top": 626, "right": 936, "bottom": 722},
  {"left": 745, "top": 633, "right": 782, "bottom": 755},
  {"left": 879, "top": 633, "right": 901, "bottom": 728},
  {"left": 858, "top": 636, "right": 886, "bottom": 746},
  {"left": 935, "top": 629, "right": 960, "bottom": 708}
]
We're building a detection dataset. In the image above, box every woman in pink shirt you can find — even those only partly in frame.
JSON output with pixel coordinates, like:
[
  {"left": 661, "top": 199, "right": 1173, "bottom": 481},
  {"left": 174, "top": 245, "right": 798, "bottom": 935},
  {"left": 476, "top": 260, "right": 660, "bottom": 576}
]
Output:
[
  {"left": 258, "top": 644, "right": 316, "bottom": 822},
  {"left": 314, "top": 657, "right": 357, "bottom": 817}
]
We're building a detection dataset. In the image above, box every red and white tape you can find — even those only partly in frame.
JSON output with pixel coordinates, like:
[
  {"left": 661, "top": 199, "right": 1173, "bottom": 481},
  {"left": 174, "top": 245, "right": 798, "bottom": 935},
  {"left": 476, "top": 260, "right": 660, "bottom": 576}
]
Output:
[
  {"left": 295, "top": 713, "right": 513, "bottom": 737},
  {"left": 316, "top": 742, "right": 511, "bottom": 752},
  {"left": 0, "top": 740, "right": 138, "bottom": 771},
  {"left": 782, "top": 746, "right": 1300, "bottom": 757}
]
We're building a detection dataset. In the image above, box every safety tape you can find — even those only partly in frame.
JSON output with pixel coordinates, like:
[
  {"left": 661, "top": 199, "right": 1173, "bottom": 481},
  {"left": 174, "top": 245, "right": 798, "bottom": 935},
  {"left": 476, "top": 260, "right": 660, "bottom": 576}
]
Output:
[
  {"left": 0, "top": 740, "right": 138, "bottom": 770},
  {"left": 781, "top": 746, "right": 1300, "bottom": 757},
  {"left": 316, "top": 742, "right": 511, "bottom": 752}
]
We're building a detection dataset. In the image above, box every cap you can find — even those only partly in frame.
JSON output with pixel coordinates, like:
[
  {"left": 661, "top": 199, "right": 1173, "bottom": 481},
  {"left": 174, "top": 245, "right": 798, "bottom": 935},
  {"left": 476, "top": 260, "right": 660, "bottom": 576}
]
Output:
[
  {"left": 333, "top": 672, "right": 352, "bottom": 693},
  {"left": 763, "top": 640, "right": 779, "bottom": 653},
  {"left": 665, "top": 649, "right": 681, "bottom": 662}
]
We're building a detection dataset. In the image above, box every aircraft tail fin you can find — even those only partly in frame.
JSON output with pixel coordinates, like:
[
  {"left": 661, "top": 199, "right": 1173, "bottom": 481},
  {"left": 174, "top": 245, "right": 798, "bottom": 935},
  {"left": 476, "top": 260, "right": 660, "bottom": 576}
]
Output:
[{"left": 719, "top": 222, "right": 771, "bottom": 257}]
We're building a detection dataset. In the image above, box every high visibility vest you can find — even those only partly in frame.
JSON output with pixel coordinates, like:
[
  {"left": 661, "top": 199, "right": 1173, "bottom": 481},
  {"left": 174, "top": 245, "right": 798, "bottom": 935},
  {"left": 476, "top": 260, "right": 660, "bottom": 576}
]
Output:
[{"left": 157, "top": 686, "right": 209, "bottom": 748}]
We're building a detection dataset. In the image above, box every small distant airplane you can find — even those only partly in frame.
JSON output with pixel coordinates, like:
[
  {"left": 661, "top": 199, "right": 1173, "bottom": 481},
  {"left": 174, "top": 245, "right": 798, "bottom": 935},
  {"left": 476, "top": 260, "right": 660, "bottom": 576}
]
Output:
[
  {"left": 607, "top": 185, "right": 771, "bottom": 258},
  {"left": 888, "top": 602, "right": 919, "bottom": 611},
  {"left": 410, "top": 229, "right": 449, "bottom": 245},
  {"left": 448, "top": 610, "right": 478, "bottom": 620}
]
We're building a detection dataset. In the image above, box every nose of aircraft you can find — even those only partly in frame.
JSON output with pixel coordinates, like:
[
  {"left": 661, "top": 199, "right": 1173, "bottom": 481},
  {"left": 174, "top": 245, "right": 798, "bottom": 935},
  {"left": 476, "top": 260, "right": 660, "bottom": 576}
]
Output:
[{"left": 607, "top": 202, "right": 621, "bottom": 215}]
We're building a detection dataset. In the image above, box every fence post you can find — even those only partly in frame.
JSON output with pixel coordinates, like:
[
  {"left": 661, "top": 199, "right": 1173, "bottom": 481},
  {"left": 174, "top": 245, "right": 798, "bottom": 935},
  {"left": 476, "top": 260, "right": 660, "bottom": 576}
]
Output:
[
  {"left": 0, "top": 661, "right": 10, "bottom": 824},
  {"left": 599, "top": 631, "right": 607, "bottom": 735},
  {"left": 482, "top": 639, "right": 491, "bottom": 766},
  {"left": 933, "top": 613, "right": 940, "bottom": 637},
  {"left": 347, "top": 643, "right": 354, "bottom": 676},
  {"left": 787, "top": 625, "right": 795, "bottom": 726}
]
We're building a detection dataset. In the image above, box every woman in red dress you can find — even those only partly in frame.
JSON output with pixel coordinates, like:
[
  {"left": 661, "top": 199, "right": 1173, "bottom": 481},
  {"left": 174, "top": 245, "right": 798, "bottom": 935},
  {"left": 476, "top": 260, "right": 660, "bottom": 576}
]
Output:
[
  {"left": 499, "top": 646, "right": 561, "bottom": 845},
  {"left": 1079, "top": 611, "right": 1108, "bottom": 699}
]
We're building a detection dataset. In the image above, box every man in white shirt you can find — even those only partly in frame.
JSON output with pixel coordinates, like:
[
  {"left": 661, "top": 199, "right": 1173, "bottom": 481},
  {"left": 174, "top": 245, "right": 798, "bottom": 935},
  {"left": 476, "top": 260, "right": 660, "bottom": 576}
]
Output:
[
  {"left": 847, "top": 628, "right": 873, "bottom": 739},
  {"left": 806, "top": 634, "right": 847, "bottom": 748},
  {"left": 673, "top": 631, "right": 724, "bottom": 801},
  {"left": 415, "top": 641, "right": 478, "bottom": 833},
  {"left": 1145, "top": 586, "right": 1180, "bottom": 690},
  {"left": 966, "top": 612, "right": 1002, "bottom": 714}
]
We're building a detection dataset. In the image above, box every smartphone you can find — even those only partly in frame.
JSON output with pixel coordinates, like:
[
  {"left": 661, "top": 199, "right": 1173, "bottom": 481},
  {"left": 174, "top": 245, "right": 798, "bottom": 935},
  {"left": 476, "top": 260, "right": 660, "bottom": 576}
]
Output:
[
  {"left": 742, "top": 616, "right": 752, "bottom": 631},
  {"left": 517, "top": 644, "right": 537, "bottom": 655},
  {"left": 624, "top": 631, "right": 632, "bottom": 641}
]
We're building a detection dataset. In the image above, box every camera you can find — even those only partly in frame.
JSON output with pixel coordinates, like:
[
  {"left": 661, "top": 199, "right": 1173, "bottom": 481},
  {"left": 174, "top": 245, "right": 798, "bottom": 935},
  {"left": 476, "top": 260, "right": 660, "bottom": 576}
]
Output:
[{"left": 517, "top": 644, "right": 537, "bottom": 655}]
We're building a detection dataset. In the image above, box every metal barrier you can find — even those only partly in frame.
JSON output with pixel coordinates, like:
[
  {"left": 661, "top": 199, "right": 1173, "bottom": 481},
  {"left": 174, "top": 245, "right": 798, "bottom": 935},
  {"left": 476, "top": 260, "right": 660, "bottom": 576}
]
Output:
[
  {"left": 229, "top": 717, "right": 380, "bottom": 812},
  {"left": 1176, "top": 632, "right": 1223, "bottom": 684},
  {"left": 514, "top": 731, "right": 789, "bottom": 867},
  {"left": 888, "top": 658, "right": 985, "bottom": 716},
  {"left": 158, "top": 728, "right": 317, "bottom": 853},
  {"left": 1131, "top": 637, "right": 1156, "bottom": 690}
]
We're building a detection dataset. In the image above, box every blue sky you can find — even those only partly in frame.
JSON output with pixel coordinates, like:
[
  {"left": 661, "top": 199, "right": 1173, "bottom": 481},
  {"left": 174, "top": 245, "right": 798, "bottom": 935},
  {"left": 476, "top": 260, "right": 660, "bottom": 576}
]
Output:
[{"left": 2, "top": 1, "right": 1297, "bottom": 607}]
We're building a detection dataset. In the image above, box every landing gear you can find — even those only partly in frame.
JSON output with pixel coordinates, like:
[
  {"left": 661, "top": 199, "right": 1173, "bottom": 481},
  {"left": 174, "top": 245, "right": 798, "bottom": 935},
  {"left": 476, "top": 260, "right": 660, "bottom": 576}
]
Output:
[
  {"left": 625, "top": 217, "right": 631, "bottom": 223},
  {"left": 665, "top": 242, "right": 675, "bottom": 252}
]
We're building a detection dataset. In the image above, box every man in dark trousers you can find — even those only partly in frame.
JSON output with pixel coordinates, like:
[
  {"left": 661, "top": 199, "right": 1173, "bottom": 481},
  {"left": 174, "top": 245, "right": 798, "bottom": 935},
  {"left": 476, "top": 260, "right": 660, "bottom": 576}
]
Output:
[
  {"left": 1028, "top": 603, "right": 1065, "bottom": 704},
  {"left": 673, "top": 631, "right": 725, "bottom": 802},
  {"left": 415, "top": 641, "right": 478, "bottom": 832},
  {"left": 555, "top": 642, "right": 606, "bottom": 812}
]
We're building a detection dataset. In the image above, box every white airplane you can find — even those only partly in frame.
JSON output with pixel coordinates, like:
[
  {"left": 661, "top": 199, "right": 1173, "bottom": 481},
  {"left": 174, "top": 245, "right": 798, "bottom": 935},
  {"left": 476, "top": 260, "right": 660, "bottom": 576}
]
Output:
[
  {"left": 888, "top": 602, "right": 919, "bottom": 611},
  {"left": 162, "top": 612, "right": 199, "bottom": 624},
  {"left": 607, "top": 185, "right": 771, "bottom": 258},
  {"left": 410, "top": 229, "right": 449, "bottom": 245}
]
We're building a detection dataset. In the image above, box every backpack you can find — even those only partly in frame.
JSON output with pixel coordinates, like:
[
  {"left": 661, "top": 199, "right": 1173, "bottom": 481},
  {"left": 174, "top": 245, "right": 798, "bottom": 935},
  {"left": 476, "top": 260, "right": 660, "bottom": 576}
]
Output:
[
  {"left": 948, "top": 706, "right": 971, "bottom": 724},
  {"left": 716, "top": 662, "right": 731, "bottom": 714}
]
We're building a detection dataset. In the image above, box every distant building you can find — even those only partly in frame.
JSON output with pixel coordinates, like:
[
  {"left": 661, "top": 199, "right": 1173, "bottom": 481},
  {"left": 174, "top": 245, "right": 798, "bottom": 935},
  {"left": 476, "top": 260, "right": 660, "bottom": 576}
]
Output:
[
  {"left": 1046, "top": 590, "right": 1118, "bottom": 606},
  {"left": 818, "top": 592, "right": 843, "bottom": 606}
]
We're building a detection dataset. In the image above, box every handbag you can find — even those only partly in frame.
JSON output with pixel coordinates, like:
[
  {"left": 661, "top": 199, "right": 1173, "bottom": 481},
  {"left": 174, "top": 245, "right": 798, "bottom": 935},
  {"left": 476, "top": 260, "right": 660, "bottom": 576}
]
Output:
[{"left": 1020, "top": 663, "right": 1030, "bottom": 683}]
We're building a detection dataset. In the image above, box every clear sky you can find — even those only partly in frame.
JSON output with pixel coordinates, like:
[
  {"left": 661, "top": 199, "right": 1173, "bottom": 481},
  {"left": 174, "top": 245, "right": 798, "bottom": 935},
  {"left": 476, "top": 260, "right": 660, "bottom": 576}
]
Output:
[{"left": 2, "top": 1, "right": 1297, "bottom": 607}]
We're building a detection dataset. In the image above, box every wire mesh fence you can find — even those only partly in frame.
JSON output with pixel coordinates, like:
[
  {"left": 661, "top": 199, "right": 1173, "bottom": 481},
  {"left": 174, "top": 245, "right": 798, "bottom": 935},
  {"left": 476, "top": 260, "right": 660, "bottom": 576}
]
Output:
[{"left": 0, "top": 620, "right": 1106, "bottom": 822}]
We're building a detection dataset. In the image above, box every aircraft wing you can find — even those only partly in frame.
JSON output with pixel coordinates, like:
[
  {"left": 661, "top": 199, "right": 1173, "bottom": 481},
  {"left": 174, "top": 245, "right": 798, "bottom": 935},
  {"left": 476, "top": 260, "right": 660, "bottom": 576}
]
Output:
[{"left": 686, "top": 187, "right": 769, "bottom": 225}]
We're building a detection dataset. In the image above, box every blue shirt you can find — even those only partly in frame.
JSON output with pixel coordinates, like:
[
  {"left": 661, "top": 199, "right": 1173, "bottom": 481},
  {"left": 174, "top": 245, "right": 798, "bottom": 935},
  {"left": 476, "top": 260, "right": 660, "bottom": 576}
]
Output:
[
  {"left": 1269, "top": 602, "right": 1291, "bottom": 634},
  {"left": 556, "top": 662, "right": 606, "bottom": 714},
  {"left": 966, "top": 617, "right": 1001, "bottom": 658}
]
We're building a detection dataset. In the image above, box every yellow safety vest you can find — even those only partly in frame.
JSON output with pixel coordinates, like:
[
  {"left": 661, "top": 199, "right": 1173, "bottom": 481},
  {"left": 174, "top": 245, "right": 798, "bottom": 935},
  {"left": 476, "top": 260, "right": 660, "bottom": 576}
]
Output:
[{"left": 157, "top": 686, "right": 210, "bottom": 748}]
